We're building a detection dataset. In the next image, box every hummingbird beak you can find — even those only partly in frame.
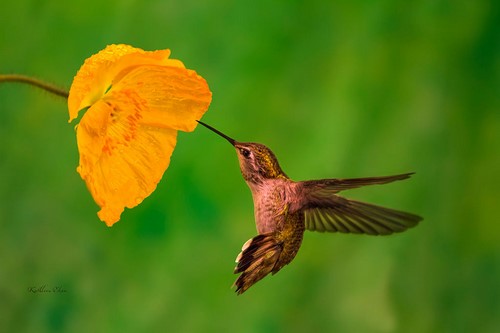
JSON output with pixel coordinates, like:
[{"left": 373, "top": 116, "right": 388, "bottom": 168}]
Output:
[{"left": 197, "top": 120, "right": 236, "bottom": 146}]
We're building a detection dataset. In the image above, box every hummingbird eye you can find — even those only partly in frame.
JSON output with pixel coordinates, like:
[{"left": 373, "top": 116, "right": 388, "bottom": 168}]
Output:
[{"left": 240, "top": 148, "right": 251, "bottom": 159}]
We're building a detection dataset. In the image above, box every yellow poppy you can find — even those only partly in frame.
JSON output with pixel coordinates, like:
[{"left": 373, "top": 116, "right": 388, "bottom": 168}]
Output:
[{"left": 68, "top": 44, "right": 212, "bottom": 226}]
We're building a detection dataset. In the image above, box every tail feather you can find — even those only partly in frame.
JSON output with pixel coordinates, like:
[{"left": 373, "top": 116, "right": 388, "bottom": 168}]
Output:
[{"left": 233, "top": 234, "right": 282, "bottom": 295}]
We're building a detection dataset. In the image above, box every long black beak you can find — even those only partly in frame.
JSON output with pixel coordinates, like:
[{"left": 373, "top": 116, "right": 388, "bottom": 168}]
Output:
[{"left": 197, "top": 120, "right": 236, "bottom": 146}]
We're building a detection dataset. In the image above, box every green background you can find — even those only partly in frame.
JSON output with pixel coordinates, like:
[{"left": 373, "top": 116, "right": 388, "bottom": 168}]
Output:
[{"left": 1, "top": 1, "right": 499, "bottom": 332}]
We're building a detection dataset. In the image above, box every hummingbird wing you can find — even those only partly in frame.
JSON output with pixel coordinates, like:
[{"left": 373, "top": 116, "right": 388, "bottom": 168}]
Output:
[
  {"left": 301, "top": 172, "right": 415, "bottom": 192},
  {"left": 299, "top": 173, "right": 422, "bottom": 235}
]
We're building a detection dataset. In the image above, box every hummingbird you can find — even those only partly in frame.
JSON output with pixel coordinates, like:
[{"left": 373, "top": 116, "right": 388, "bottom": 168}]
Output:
[{"left": 197, "top": 121, "right": 422, "bottom": 295}]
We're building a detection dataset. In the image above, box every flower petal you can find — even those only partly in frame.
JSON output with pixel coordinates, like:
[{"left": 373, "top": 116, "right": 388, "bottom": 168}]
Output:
[
  {"left": 111, "top": 65, "right": 212, "bottom": 132},
  {"left": 68, "top": 44, "right": 183, "bottom": 122},
  {"left": 76, "top": 90, "right": 177, "bottom": 226}
]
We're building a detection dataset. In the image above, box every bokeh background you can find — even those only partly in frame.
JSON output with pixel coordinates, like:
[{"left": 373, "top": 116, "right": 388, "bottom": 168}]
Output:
[{"left": 1, "top": 1, "right": 499, "bottom": 332}]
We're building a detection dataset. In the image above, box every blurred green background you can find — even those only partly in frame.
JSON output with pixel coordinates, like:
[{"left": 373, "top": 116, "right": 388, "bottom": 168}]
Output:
[{"left": 1, "top": 1, "right": 499, "bottom": 332}]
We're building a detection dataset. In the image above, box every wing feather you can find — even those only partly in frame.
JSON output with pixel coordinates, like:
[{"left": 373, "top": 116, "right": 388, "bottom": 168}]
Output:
[
  {"left": 301, "top": 173, "right": 422, "bottom": 235},
  {"left": 301, "top": 173, "right": 414, "bottom": 193}
]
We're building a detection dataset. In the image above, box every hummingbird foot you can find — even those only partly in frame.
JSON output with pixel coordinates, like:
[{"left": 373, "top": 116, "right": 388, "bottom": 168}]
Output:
[{"left": 233, "top": 233, "right": 283, "bottom": 295}]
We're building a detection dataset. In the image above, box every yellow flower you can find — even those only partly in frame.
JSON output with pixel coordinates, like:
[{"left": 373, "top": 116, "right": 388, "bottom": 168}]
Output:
[{"left": 68, "top": 44, "right": 212, "bottom": 226}]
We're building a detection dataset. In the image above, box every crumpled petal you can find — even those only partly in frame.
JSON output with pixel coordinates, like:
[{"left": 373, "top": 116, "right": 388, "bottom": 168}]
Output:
[
  {"left": 112, "top": 65, "right": 212, "bottom": 132},
  {"left": 76, "top": 90, "right": 178, "bottom": 226},
  {"left": 68, "top": 44, "right": 184, "bottom": 122}
]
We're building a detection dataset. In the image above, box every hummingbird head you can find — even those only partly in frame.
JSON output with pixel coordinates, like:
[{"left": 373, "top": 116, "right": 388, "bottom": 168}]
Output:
[{"left": 197, "top": 121, "right": 287, "bottom": 183}]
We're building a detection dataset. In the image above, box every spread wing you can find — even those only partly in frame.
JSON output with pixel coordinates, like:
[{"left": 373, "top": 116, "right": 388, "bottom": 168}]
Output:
[{"left": 300, "top": 173, "right": 422, "bottom": 235}]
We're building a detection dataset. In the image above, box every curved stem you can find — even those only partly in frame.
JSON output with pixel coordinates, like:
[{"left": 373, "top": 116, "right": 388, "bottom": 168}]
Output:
[{"left": 0, "top": 74, "right": 69, "bottom": 99}]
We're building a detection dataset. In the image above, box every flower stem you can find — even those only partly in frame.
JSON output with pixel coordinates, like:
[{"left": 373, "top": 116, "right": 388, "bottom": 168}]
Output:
[{"left": 0, "top": 74, "right": 69, "bottom": 99}]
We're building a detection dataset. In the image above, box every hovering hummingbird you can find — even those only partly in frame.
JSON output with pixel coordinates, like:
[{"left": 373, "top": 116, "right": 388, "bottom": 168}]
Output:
[{"left": 197, "top": 121, "right": 422, "bottom": 295}]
